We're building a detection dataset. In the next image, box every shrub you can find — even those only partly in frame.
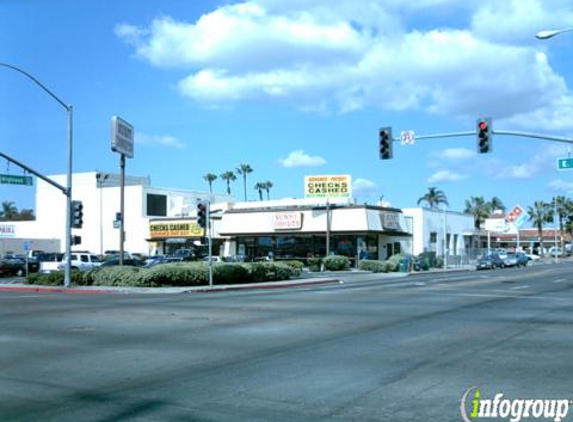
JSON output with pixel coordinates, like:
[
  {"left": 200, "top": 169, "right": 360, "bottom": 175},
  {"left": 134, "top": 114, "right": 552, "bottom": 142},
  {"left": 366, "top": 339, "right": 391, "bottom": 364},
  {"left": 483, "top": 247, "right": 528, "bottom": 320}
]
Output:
[
  {"left": 91, "top": 266, "right": 146, "bottom": 287},
  {"left": 213, "top": 263, "right": 252, "bottom": 284},
  {"left": 358, "top": 260, "right": 388, "bottom": 273},
  {"left": 141, "top": 263, "right": 209, "bottom": 287},
  {"left": 307, "top": 257, "right": 323, "bottom": 272},
  {"left": 323, "top": 255, "right": 350, "bottom": 271},
  {"left": 26, "top": 270, "right": 85, "bottom": 286},
  {"left": 243, "top": 262, "right": 294, "bottom": 282},
  {"left": 282, "top": 260, "right": 304, "bottom": 277}
]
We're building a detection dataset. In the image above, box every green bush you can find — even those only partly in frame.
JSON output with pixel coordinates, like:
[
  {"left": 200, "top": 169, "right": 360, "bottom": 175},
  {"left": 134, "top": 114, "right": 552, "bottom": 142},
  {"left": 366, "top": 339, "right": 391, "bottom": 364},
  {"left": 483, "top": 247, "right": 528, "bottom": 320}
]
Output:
[
  {"left": 141, "top": 263, "right": 209, "bottom": 287},
  {"left": 243, "top": 262, "right": 294, "bottom": 282},
  {"left": 323, "top": 255, "right": 350, "bottom": 271},
  {"left": 26, "top": 270, "right": 85, "bottom": 286},
  {"left": 91, "top": 266, "right": 146, "bottom": 287},
  {"left": 358, "top": 260, "right": 388, "bottom": 273},
  {"left": 213, "top": 263, "right": 252, "bottom": 284},
  {"left": 307, "top": 257, "right": 323, "bottom": 272},
  {"left": 282, "top": 260, "right": 304, "bottom": 277}
]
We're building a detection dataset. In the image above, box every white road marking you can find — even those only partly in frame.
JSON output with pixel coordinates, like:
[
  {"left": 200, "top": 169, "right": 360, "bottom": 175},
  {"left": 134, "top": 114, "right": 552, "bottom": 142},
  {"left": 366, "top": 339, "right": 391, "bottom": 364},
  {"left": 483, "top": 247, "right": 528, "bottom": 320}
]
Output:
[
  {"left": 554, "top": 279, "right": 567, "bottom": 283},
  {"left": 511, "top": 285, "right": 529, "bottom": 291},
  {"left": 0, "top": 295, "right": 45, "bottom": 299}
]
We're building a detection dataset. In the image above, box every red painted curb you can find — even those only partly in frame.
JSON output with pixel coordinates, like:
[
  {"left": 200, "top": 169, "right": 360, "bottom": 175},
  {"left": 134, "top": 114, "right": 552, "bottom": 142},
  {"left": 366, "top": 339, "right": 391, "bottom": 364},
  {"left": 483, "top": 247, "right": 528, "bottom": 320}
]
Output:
[{"left": 0, "top": 286, "right": 116, "bottom": 295}]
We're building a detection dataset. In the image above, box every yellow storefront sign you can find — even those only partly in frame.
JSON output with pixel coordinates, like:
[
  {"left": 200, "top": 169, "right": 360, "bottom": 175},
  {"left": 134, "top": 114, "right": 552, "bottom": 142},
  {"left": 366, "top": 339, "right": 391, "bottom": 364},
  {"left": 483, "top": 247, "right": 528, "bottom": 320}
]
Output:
[
  {"left": 149, "top": 220, "right": 204, "bottom": 238},
  {"left": 305, "top": 174, "right": 352, "bottom": 199}
]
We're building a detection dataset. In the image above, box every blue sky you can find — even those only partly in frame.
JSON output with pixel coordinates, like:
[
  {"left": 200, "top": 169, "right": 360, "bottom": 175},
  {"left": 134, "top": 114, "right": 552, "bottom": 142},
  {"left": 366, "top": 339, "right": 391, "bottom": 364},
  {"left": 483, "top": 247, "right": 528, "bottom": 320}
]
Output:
[{"left": 2, "top": 0, "right": 573, "bottom": 216}]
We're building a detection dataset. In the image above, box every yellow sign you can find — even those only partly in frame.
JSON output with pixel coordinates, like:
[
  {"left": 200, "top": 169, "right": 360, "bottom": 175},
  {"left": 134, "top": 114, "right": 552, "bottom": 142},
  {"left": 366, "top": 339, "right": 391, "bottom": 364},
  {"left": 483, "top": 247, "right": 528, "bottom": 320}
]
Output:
[
  {"left": 149, "top": 220, "right": 204, "bottom": 239},
  {"left": 305, "top": 175, "right": 352, "bottom": 198}
]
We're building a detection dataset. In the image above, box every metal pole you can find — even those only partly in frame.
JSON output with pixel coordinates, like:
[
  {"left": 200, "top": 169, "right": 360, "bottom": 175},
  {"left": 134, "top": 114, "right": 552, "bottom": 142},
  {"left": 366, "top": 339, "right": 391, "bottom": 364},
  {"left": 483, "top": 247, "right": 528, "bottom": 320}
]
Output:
[
  {"left": 326, "top": 199, "right": 331, "bottom": 257},
  {"left": 0, "top": 63, "right": 73, "bottom": 288},
  {"left": 64, "top": 106, "right": 73, "bottom": 288},
  {"left": 207, "top": 201, "right": 213, "bottom": 288},
  {"left": 443, "top": 205, "right": 448, "bottom": 268},
  {"left": 554, "top": 200, "right": 558, "bottom": 264},
  {"left": 119, "top": 154, "right": 125, "bottom": 266}
]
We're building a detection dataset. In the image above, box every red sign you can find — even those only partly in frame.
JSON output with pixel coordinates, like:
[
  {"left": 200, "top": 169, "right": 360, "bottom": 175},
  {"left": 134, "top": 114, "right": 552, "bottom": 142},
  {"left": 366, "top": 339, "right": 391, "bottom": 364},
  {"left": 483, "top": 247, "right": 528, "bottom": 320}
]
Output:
[{"left": 506, "top": 205, "right": 524, "bottom": 223}]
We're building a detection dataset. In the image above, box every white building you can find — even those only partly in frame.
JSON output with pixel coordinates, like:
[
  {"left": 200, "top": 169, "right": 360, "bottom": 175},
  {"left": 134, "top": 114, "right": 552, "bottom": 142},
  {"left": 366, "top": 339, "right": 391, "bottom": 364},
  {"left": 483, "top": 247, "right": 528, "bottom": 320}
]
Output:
[
  {"left": 401, "top": 207, "right": 477, "bottom": 263},
  {"left": 1, "top": 172, "right": 231, "bottom": 256}
]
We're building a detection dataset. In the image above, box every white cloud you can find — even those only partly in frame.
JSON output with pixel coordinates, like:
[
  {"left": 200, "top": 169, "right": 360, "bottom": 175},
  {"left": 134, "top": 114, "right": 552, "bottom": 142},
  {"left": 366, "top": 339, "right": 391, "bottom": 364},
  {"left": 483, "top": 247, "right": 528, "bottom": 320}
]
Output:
[
  {"left": 427, "top": 170, "right": 467, "bottom": 183},
  {"left": 491, "top": 143, "right": 565, "bottom": 179},
  {"left": 352, "top": 178, "right": 379, "bottom": 197},
  {"left": 434, "top": 148, "right": 476, "bottom": 161},
  {"left": 136, "top": 133, "right": 186, "bottom": 149},
  {"left": 116, "top": 1, "right": 573, "bottom": 129},
  {"left": 279, "top": 150, "right": 326, "bottom": 167},
  {"left": 549, "top": 179, "right": 573, "bottom": 192}
]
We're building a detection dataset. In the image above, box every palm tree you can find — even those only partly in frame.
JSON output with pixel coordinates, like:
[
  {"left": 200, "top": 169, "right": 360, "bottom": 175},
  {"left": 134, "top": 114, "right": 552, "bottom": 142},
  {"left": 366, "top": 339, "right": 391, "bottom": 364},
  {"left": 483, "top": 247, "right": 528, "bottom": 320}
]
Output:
[
  {"left": 488, "top": 196, "right": 506, "bottom": 213},
  {"left": 220, "top": 171, "right": 237, "bottom": 196},
  {"left": 527, "top": 201, "right": 553, "bottom": 255},
  {"left": 254, "top": 182, "right": 265, "bottom": 201},
  {"left": 236, "top": 164, "right": 254, "bottom": 201},
  {"left": 417, "top": 187, "right": 448, "bottom": 209},
  {"left": 263, "top": 181, "right": 273, "bottom": 200},
  {"left": 553, "top": 196, "right": 572, "bottom": 250},
  {"left": 464, "top": 196, "right": 490, "bottom": 229},
  {"left": 0, "top": 201, "right": 18, "bottom": 220},
  {"left": 202, "top": 173, "right": 217, "bottom": 193}
]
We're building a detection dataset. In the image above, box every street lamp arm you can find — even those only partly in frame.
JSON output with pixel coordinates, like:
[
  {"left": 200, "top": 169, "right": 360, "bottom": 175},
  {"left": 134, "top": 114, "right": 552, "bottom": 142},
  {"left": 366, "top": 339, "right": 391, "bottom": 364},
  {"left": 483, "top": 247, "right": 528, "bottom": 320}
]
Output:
[
  {"left": 0, "top": 62, "right": 70, "bottom": 111},
  {"left": 535, "top": 28, "right": 573, "bottom": 40}
]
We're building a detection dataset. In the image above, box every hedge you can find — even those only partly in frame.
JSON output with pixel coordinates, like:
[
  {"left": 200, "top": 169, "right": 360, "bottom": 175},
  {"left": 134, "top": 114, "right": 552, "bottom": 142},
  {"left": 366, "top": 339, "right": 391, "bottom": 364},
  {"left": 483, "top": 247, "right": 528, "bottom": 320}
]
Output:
[
  {"left": 358, "top": 260, "right": 389, "bottom": 273},
  {"left": 26, "top": 261, "right": 297, "bottom": 287},
  {"left": 323, "top": 255, "right": 351, "bottom": 271}
]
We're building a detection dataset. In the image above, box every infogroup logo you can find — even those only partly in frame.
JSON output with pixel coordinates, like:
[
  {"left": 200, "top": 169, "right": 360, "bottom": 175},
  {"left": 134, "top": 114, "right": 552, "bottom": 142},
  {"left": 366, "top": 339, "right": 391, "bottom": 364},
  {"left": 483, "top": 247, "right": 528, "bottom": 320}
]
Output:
[{"left": 460, "top": 387, "right": 572, "bottom": 422}]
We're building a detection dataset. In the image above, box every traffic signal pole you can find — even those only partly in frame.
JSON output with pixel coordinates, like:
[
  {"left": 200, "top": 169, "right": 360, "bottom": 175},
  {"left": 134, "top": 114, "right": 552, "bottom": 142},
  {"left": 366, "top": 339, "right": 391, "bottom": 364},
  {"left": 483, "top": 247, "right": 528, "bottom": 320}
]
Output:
[{"left": 207, "top": 201, "right": 213, "bottom": 288}]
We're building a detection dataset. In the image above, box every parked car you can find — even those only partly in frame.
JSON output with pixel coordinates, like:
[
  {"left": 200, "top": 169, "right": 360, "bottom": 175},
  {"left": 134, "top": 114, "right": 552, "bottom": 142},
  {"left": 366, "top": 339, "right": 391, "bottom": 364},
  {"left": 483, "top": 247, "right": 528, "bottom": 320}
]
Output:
[
  {"left": 100, "top": 258, "right": 145, "bottom": 267},
  {"left": 504, "top": 252, "right": 529, "bottom": 267},
  {"left": 476, "top": 253, "right": 505, "bottom": 270},
  {"left": 0, "top": 257, "right": 39, "bottom": 276},
  {"left": 548, "top": 247, "right": 565, "bottom": 257},
  {"left": 202, "top": 256, "right": 222, "bottom": 263},
  {"left": 59, "top": 253, "right": 102, "bottom": 271},
  {"left": 144, "top": 256, "right": 185, "bottom": 268},
  {"left": 38, "top": 253, "right": 65, "bottom": 274}
]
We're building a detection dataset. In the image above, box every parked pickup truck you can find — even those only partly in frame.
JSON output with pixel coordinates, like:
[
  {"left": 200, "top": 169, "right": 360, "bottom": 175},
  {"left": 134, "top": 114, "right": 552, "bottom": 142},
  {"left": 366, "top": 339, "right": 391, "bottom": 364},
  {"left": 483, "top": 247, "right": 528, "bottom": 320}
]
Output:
[{"left": 39, "top": 252, "right": 102, "bottom": 272}]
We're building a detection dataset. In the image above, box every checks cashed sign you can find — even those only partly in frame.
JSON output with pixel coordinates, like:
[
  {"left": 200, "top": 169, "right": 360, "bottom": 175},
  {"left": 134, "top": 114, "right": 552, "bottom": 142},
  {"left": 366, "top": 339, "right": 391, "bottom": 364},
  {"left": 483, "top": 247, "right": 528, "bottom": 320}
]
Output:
[{"left": 304, "top": 175, "right": 352, "bottom": 199}]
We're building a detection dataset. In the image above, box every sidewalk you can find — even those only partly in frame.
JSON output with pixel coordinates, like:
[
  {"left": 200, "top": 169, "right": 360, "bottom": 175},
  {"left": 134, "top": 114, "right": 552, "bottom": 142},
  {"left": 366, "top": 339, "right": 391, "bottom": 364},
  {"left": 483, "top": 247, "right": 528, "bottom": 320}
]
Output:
[{"left": 0, "top": 277, "right": 342, "bottom": 295}]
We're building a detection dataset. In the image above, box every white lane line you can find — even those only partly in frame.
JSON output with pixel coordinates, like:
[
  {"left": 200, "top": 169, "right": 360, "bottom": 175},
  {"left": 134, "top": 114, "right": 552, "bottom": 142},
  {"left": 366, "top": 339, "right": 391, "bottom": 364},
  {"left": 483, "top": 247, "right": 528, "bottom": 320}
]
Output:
[
  {"left": 0, "top": 295, "right": 45, "bottom": 299},
  {"left": 554, "top": 279, "right": 567, "bottom": 283},
  {"left": 511, "top": 285, "right": 529, "bottom": 291},
  {"left": 440, "top": 292, "right": 566, "bottom": 301}
]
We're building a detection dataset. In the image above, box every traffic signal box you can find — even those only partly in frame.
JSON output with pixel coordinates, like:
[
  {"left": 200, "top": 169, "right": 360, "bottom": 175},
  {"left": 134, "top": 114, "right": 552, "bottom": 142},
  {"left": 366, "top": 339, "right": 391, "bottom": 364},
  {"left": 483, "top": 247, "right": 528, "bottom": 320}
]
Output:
[
  {"left": 477, "top": 118, "right": 492, "bottom": 154},
  {"left": 197, "top": 202, "right": 207, "bottom": 229},
  {"left": 72, "top": 200, "right": 84, "bottom": 229},
  {"left": 379, "top": 127, "right": 393, "bottom": 160}
]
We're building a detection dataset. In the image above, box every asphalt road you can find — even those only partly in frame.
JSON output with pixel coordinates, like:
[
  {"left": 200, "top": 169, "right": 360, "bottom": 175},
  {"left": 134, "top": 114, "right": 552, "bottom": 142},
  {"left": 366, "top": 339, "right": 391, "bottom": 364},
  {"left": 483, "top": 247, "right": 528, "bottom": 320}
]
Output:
[{"left": 1, "top": 263, "right": 572, "bottom": 422}]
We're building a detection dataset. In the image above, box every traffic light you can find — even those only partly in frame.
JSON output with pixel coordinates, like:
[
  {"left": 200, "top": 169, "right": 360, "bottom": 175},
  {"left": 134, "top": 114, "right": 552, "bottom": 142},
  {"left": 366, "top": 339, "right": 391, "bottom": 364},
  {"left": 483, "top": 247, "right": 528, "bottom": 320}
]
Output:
[
  {"left": 197, "top": 202, "right": 207, "bottom": 229},
  {"left": 72, "top": 200, "right": 84, "bottom": 229},
  {"left": 72, "top": 235, "right": 82, "bottom": 246},
  {"left": 379, "top": 127, "right": 393, "bottom": 160},
  {"left": 477, "top": 118, "right": 492, "bottom": 154}
]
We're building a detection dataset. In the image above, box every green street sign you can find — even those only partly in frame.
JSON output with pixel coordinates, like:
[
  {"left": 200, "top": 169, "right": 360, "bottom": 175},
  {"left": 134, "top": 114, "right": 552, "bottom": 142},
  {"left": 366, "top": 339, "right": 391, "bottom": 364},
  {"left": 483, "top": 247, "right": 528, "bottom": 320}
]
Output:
[
  {"left": 558, "top": 157, "right": 573, "bottom": 170},
  {"left": 0, "top": 174, "right": 33, "bottom": 186}
]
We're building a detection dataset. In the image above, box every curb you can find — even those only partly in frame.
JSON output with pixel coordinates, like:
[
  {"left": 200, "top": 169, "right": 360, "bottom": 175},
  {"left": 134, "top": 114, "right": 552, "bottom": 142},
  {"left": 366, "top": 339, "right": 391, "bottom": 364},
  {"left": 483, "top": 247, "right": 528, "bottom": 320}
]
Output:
[
  {"left": 189, "top": 278, "right": 340, "bottom": 293},
  {"left": 0, "top": 278, "right": 341, "bottom": 295}
]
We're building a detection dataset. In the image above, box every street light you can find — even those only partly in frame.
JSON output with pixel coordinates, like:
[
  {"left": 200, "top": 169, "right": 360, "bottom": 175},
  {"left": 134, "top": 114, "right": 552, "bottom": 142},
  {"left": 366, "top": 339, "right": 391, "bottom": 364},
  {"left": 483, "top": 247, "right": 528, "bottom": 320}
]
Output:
[
  {"left": 0, "top": 63, "right": 74, "bottom": 288},
  {"left": 535, "top": 28, "right": 573, "bottom": 40}
]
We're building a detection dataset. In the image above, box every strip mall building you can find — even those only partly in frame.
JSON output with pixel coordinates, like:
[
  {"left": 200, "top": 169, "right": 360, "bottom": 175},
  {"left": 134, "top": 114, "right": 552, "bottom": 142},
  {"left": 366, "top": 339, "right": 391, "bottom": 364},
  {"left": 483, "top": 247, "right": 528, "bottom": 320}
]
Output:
[{"left": 2, "top": 172, "right": 479, "bottom": 264}]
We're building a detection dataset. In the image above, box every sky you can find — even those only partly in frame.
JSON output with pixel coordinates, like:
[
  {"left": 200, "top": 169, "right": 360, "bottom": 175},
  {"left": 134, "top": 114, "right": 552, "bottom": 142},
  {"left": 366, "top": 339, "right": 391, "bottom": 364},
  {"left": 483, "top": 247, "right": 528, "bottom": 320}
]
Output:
[{"left": 2, "top": 0, "right": 573, "bottom": 218}]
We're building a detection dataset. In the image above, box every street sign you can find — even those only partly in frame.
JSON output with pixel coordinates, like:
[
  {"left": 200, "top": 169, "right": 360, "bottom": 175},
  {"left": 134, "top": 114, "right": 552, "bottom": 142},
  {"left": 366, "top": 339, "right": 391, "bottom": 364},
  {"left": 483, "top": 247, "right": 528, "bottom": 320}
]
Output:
[
  {"left": 557, "top": 157, "right": 573, "bottom": 170},
  {"left": 0, "top": 174, "right": 33, "bottom": 186},
  {"left": 400, "top": 130, "right": 415, "bottom": 145},
  {"left": 111, "top": 116, "right": 134, "bottom": 158}
]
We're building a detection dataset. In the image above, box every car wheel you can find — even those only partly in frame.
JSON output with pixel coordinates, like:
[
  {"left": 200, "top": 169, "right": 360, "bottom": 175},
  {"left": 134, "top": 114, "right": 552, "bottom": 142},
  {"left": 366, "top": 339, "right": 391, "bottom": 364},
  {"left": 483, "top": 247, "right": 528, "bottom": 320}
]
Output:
[
  {"left": 15, "top": 268, "right": 24, "bottom": 277},
  {"left": 500, "top": 263, "right": 505, "bottom": 268}
]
